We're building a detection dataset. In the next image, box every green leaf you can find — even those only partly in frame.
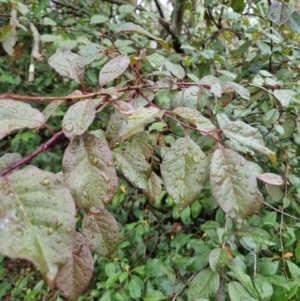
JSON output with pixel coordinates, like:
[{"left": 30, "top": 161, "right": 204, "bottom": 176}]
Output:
[
  {"left": 236, "top": 226, "right": 275, "bottom": 247},
  {"left": 226, "top": 82, "right": 250, "bottom": 100},
  {"left": 130, "top": 132, "right": 157, "bottom": 161},
  {"left": 146, "top": 53, "right": 165, "bottom": 69},
  {"left": 105, "top": 111, "right": 127, "bottom": 147},
  {"left": 209, "top": 248, "right": 227, "bottom": 271},
  {"left": 232, "top": 41, "right": 252, "bottom": 57},
  {"left": 231, "top": 0, "right": 246, "bottom": 13},
  {"left": 42, "top": 100, "right": 64, "bottom": 122},
  {"left": 62, "top": 134, "right": 118, "bottom": 211},
  {"left": 128, "top": 277, "right": 142, "bottom": 299},
  {"left": 142, "top": 289, "right": 168, "bottom": 301},
  {"left": 173, "top": 107, "right": 217, "bottom": 136},
  {"left": 254, "top": 274, "right": 273, "bottom": 300},
  {"left": 0, "top": 153, "right": 21, "bottom": 171},
  {"left": 228, "top": 281, "right": 258, "bottom": 301},
  {"left": 187, "top": 268, "right": 220, "bottom": 299},
  {"left": 287, "top": 260, "right": 300, "bottom": 280},
  {"left": 210, "top": 148, "right": 261, "bottom": 223},
  {"left": 263, "top": 109, "right": 280, "bottom": 125},
  {"left": 0, "top": 24, "right": 17, "bottom": 55},
  {"left": 256, "top": 40, "right": 271, "bottom": 56},
  {"left": 0, "top": 166, "right": 76, "bottom": 287},
  {"left": 114, "top": 22, "right": 169, "bottom": 50},
  {"left": 118, "top": 107, "right": 164, "bottom": 142},
  {"left": 79, "top": 43, "right": 105, "bottom": 65},
  {"left": 48, "top": 48, "right": 85, "bottom": 84},
  {"left": 164, "top": 60, "right": 185, "bottom": 79},
  {"left": 227, "top": 259, "right": 259, "bottom": 299},
  {"left": 222, "top": 120, "right": 274, "bottom": 155},
  {"left": 115, "top": 148, "right": 151, "bottom": 190},
  {"left": 90, "top": 15, "right": 109, "bottom": 24},
  {"left": 286, "top": 11, "right": 300, "bottom": 33},
  {"left": 271, "top": 282, "right": 298, "bottom": 301},
  {"left": 161, "top": 137, "right": 207, "bottom": 213},
  {"left": 99, "top": 55, "right": 130, "bottom": 87},
  {"left": 0, "top": 99, "right": 45, "bottom": 139},
  {"left": 62, "top": 99, "right": 97, "bottom": 140},
  {"left": 265, "top": 184, "right": 284, "bottom": 202},
  {"left": 55, "top": 232, "right": 93, "bottom": 301},
  {"left": 274, "top": 89, "right": 298, "bottom": 107},
  {"left": 267, "top": 3, "right": 294, "bottom": 25},
  {"left": 82, "top": 209, "right": 119, "bottom": 257},
  {"left": 143, "top": 172, "right": 162, "bottom": 204}
]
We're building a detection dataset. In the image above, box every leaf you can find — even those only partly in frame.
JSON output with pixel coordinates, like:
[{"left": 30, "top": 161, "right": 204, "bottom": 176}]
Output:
[
  {"left": 265, "top": 184, "right": 284, "bottom": 202},
  {"left": 253, "top": 274, "right": 273, "bottom": 300},
  {"left": 286, "top": 260, "right": 300, "bottom": 280},
  {"left": 256, "top": 40, "right": 271, "bottom": 56},
  {"left": 236, "top": 226, "right": 275, "bottom": 247},
  {"left": 143, "top": 289, "right": 168, "bottom": 301},
  {"left": 114, "top": 22, "right": 169, "bottom": 50},
  {"left": 286, "top": 11, "right": 300, "bottom": 33},
  {"left": 90, "top": 14, "right": 108, "bottom": 24},
  {"left": 0, "top": 166, "right": 76, "bottom": 287},
  {"left": 0, "top": 99, "right": 45, "bottom": 139},
  {"left": 0, "top": 153, "right": 21, "bottom": 171},
  {"left": 99, "top": 55, "right": 130, "bottom": 87},
  {"left": 187, "top": 268, "right": 220, "bottom": 299},
  {"left": 118, "top": 107, "right": 164, "bottom": 142},
  {"left": 231, "top": 0, "right": 246, "bottom": 13},
  {"left": 222, "top": 120, "right": 274, "bottom": 155},
  {"left": 267, "top": 3, "right": 294, "bottom": 25},
  {"left": 48, "top": 48, "right": 85, "bottom": 84},
  {"left": 79, "top": 43, "right": 105, "bottom": 65},
  {"left": 115, "top": 148, "right": 151, "bottom": 190},
  {"left": 173, "top": 107, "right": 217, "bottom": 136},
  {"left": 106, "top": 111, "right": 127, "bottom": 147},
  {"left": 112, "top": 100, "right": 135, "bottom": 115},
  {"left": 256, "top": 173, "right": 284, "bottom": 186},
  {"left": 209, "top": 248, "right": 227, "bottom": 271},
  {"left": 62, "top": 99, "right": 97, "bottom": 140},
  {"left": 227, "top": 259, "right": 259, "bottom": 299},
  {"left": 130, "top": 132, "right": 157, "bottom": 161},
  {"left": 0, "top": 25, "right": 17, "bottom": 56},
  {"left": 143, "top": 172, "right": 162, "bottom": 204},
  {"left": 128, "top": 277, "right": 142, "bottom": 299},
  {"left": 226, "top": 82, "right": 250, "bottom": 100},
  {"left": 160, "top": 137, "right": 207, "bottom": 213},
  {"left": 62, "top": 134, "right": 118, "bottom": 211},
  {"left": 232, "top": 41, "right": 252, "bottom": 57},
  {"left": 146, "top": 53, "right": 165, "bottom": 69},
  {"left": 274, "top": 89, "right": 298, "bottom": 107},
  {"left": 55, "top": 232, "right": 93, "bottom": 301},
  {"left": 210, "top": 148, "right": 261, "bottom": 223},
  {"left": 228, "top": 282, "right": 258, "bottom": 301},
  {"left": 263, "top": 109, "right": 280, "bottom": 125},
  {"left": 42, "top": 100, "right": 64, "bottom": 122},
  {"left": 82, "top": 209, "right": 119, "bottom": 257},
  {"left": 164, "top": 60, "right": 185, "bottom": 79}
]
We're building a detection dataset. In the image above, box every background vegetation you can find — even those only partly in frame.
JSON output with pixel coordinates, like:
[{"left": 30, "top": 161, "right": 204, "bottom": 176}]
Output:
[{"left": 1, "top": 0, "right": 300, "bottom": 300}]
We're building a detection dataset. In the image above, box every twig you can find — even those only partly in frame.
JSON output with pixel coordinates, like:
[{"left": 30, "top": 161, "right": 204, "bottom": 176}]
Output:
[
  {"left": 0, "top": 131, "right": 65, "bottom": 177},
  {"left": 0, "top": 84, "right": 150, "bottom": 102},
  {"left": 171, "top": 272, "right": 198, "bottom": 301}
]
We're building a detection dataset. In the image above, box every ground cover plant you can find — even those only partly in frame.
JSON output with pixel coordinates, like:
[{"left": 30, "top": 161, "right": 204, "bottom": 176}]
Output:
[{"left": 1, "top": 0, "right": 300, "bottom": 300}]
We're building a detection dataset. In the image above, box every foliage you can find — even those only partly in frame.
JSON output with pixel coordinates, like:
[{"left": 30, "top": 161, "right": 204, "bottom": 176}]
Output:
[{"left": 1, "top": 0, "right": 300, "bottom": 300}]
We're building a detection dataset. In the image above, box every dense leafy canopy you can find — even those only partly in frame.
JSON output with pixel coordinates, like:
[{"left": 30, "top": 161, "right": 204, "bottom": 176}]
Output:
[{"left": 1, "top": 0, "right": 300, "bottom": 300}]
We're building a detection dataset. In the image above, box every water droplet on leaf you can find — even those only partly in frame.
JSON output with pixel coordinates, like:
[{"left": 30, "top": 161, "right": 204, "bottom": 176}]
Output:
[{"left": 63, "top": 124, "right": 73, "bottom": 132}]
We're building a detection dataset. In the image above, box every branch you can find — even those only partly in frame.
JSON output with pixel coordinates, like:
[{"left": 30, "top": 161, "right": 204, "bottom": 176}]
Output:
[
  {"left": 0, "top": 84, "right": 150, "bottom": 102},
  {"left": 154, "top": 0, "right": 165, "bottom": 19},
  {"left": 0, "top": 131, "right": 65, "bottom": 177}
]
